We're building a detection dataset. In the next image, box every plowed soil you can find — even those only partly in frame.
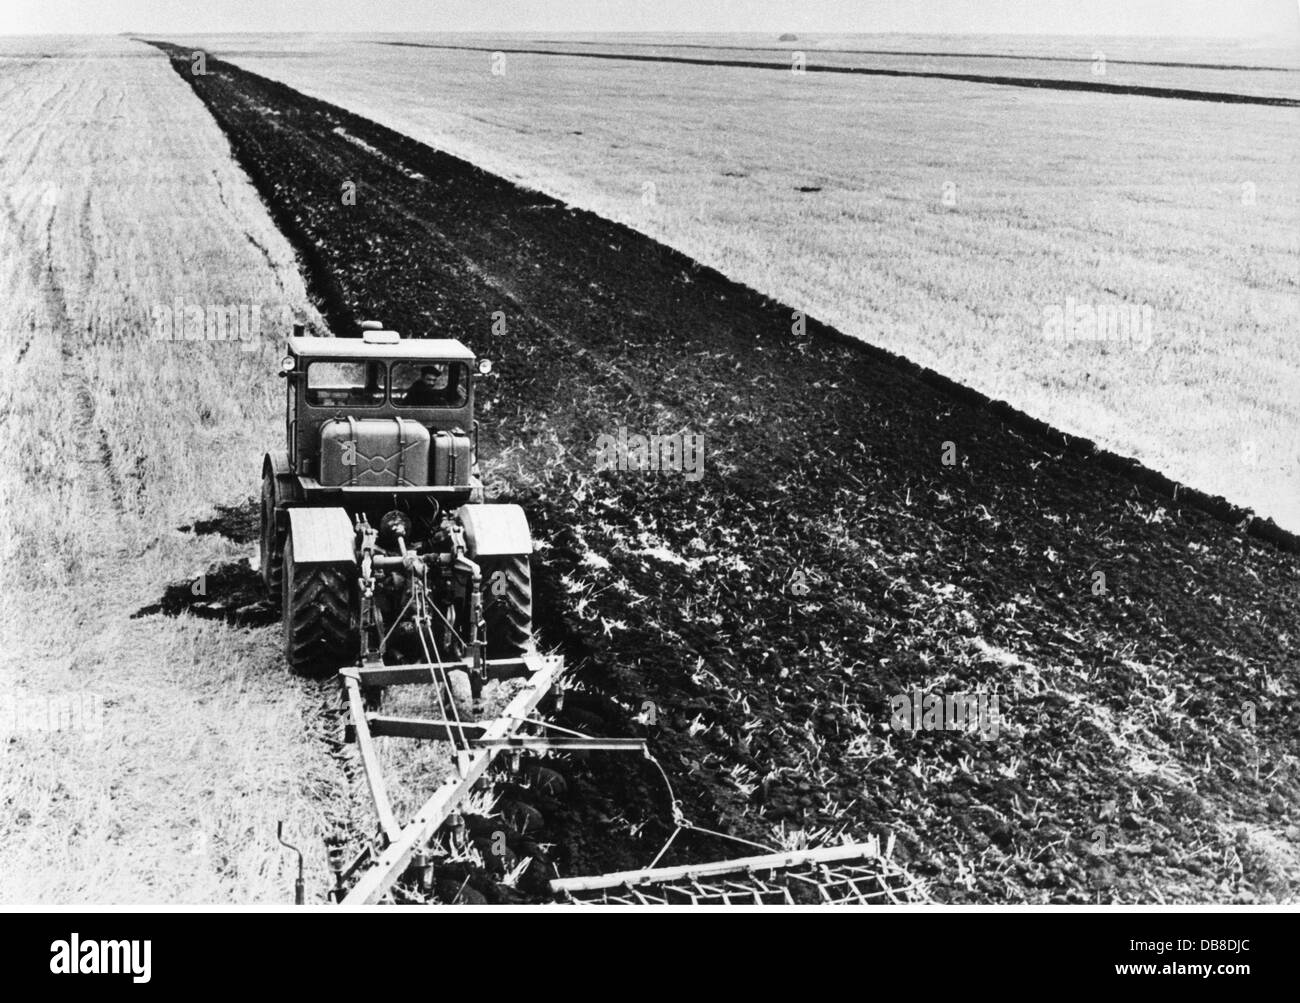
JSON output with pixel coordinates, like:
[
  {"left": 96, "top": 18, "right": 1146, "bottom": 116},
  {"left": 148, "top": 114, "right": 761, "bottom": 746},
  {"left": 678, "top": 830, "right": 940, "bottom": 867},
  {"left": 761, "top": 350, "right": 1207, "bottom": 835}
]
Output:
[{"left": 150, "top": 42, "right": 1300, "bottom": 903}]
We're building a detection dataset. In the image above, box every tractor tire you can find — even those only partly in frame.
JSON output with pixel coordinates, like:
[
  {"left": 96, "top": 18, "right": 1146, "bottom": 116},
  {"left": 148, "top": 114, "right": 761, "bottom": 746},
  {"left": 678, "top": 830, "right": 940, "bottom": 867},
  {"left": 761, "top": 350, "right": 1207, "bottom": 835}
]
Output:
[
  {"left": 260, "top": 471, "right": 286, "bottom": 603},
  {"left": 282, "top": 536, "right": 356, "bottom": 677},
  {"left": 480, "top": 554, "right": 533, "bottom": 659}
]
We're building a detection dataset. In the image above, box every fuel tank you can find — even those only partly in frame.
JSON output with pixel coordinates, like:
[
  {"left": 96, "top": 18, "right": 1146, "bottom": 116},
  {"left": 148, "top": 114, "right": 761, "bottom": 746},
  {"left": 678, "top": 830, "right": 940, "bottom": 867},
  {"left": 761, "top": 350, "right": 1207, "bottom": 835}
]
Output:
[{"left": 319, "top": 417, "right": 430, "bottom": 487}]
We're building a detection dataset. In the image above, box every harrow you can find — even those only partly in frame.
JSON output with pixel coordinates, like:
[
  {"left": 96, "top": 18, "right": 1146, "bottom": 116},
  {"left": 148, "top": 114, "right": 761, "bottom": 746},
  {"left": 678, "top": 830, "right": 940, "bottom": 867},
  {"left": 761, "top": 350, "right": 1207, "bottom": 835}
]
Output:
[
  {"left": 329, "top": 619, "right": 925, "bottom": 905},
  {"left": 326, "top": 594, "right": 926, "bottom": 905},
  {"left": 552, "top": 839, "right": 929, "bottom": 905}
]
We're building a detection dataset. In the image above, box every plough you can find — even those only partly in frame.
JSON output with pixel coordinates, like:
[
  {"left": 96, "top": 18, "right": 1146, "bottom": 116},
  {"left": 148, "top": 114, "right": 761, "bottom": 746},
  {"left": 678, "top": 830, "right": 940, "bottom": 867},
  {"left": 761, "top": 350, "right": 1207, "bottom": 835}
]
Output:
[{"left": 260, "top": 323, "right": 926, "bottom": 905}]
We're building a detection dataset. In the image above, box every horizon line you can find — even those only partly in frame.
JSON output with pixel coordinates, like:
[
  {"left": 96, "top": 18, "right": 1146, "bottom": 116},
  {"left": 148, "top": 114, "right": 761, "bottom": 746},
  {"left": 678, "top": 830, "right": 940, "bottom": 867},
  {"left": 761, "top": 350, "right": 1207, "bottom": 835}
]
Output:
[{"left": 0, "top": 28, "right": 1293, "bottom": 41}]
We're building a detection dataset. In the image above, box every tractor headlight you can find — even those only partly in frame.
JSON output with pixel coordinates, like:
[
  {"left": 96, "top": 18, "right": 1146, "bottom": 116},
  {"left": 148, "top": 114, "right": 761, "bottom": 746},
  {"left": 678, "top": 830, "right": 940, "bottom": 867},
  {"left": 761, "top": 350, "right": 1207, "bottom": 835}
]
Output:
[
  {"left": 280, "top": 355, "right": 295, "bottom": 373},
  {"left": 476, "top": 358, "right": 493, "bottom": 376}
]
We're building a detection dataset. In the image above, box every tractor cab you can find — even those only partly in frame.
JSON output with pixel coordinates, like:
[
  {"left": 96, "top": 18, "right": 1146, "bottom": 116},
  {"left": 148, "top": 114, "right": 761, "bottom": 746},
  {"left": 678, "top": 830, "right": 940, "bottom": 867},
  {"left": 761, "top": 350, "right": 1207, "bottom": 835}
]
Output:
[{"left": 276, "top": 324, "right": 486, "bottom": 502}]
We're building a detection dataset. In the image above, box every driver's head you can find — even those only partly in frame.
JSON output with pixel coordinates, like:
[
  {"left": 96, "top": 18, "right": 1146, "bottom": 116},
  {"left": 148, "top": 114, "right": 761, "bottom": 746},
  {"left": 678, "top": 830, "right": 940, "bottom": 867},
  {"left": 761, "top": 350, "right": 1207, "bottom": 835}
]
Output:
[{"left": 419, "top": 365, "right": 444, "bottom": 384}]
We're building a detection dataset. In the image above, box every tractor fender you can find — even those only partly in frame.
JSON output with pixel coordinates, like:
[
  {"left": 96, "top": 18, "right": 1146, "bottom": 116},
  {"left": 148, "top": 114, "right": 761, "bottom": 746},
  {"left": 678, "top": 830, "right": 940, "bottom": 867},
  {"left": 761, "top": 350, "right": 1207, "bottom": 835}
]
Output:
[
  {"left": 263, "top": 450, "right": 292, "bottom": 480},
  {"left": 286, "top": 508, "right": 356, "bottom": 565},
  {"left": 458, "top": 504, "right": 533, "bottom": 558},
  {"left": 263, "top": 450, "right": 300, "bottom": 503}
]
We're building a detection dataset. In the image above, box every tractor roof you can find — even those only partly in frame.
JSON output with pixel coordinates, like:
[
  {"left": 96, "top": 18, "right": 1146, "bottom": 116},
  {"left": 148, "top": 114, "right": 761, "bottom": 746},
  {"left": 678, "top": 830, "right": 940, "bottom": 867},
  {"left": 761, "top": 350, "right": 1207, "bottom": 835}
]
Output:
[{"left": 287, "top": 333, "right": 475, "bottom": 362}]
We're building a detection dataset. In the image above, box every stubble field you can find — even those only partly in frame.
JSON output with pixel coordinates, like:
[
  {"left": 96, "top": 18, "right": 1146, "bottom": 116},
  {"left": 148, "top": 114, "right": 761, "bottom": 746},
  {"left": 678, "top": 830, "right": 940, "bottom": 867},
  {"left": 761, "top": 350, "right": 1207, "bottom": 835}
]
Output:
[{"left": 0, "top": 36, "right": 339, "bottom": 903}]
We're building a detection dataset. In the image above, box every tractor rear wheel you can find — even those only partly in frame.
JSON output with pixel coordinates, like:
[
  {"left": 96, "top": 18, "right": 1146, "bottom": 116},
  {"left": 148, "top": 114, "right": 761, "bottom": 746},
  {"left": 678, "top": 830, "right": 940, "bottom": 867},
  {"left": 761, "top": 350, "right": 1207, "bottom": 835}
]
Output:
[
  {"left": 481, "top": 554, "right": 533, "bottom": 659},
  {"left": 260, "top": 471, "right": 286, "bottom": 603},
  {"left": 282, "top": 536, "right": 356, "bottom": 677}
]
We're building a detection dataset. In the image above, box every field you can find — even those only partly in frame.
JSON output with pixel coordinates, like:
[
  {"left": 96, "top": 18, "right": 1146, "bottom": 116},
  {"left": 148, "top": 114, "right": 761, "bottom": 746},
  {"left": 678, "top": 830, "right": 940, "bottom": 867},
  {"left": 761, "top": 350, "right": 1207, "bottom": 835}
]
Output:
[
  {"left": 1, "top": 33, "right": 1297, "bottom": 905},
  {"left": 139, "top": 40, "right": 1299, "bottom": 903},
  {"left": 173, "top": 32, "right": 1300, "bottom": 532},
  {"left": 0, "top": 36, "right": 340, "bottom": 902}
]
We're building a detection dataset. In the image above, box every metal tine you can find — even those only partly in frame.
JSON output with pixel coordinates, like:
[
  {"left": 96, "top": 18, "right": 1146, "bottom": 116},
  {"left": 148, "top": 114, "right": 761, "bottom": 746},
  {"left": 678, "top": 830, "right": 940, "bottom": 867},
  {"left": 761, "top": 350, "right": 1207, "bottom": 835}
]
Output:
[
  {"left": 840, "top": 874, "right": 872, "bottom": 905},
  {"left": 695, "top": 879, "right": 732, "bottom": 901},
  {"left": 722, "top": 878, "right": 766, "bottom": 902},
  {"left": 629, "top": 886, "right": 654, "bottom": 906}
]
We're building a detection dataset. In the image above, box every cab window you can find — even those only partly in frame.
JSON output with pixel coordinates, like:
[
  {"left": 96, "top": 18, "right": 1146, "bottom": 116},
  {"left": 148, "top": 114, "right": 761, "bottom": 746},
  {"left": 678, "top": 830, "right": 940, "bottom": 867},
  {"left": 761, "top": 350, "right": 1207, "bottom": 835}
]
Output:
[
  {"left": 306, "top": 361, "right": 387, "bottom": 407},
  {"left": 392, "top": 362, "right": 468, "bottom": 408}
]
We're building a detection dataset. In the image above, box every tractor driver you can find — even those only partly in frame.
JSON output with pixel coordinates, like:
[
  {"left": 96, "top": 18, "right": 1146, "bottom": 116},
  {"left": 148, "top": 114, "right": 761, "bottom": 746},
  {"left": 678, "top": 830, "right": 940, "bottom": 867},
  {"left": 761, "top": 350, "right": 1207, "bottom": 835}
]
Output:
[{"left": 403, "top": 364, "right": 456, "bottom": 406}]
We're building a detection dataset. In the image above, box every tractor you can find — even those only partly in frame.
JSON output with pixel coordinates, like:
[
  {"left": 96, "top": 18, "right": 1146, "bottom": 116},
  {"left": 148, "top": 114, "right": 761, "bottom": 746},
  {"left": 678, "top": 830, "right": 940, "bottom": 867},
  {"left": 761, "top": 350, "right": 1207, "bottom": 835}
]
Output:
[
  {"left": 258, "top": 324, "right": 902, "bottom": 905},
  {"left": 259, "top": 321, "right": 534, "bottom": 692}
]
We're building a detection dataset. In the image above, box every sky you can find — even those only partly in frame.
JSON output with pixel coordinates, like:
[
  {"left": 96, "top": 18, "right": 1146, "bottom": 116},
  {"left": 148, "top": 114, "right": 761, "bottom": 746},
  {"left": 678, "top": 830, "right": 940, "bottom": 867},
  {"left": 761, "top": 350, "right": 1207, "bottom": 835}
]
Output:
[{"left": 2, "top": 0, "right": 1298, "bottom": 38}]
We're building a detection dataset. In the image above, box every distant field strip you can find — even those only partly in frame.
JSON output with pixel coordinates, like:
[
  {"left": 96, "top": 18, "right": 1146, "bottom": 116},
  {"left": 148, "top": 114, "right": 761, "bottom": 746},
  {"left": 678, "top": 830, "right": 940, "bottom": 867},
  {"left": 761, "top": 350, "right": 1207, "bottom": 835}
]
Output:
[
  {"left": 528, "top": 38, "right": 1300, "bottom": 73},
  {"left": 381, "top": 42, "right": 1300, "bottom": 107}
]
